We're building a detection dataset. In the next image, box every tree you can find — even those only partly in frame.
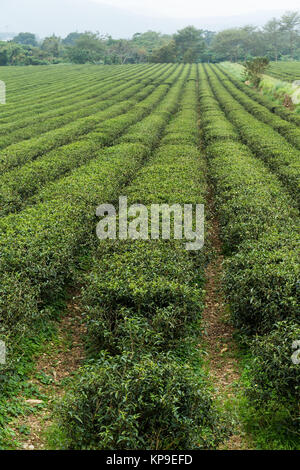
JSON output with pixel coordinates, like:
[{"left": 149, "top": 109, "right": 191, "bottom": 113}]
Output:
[
  {"left": 106, "top": 39, "right": 136, "bottom": 64},
  {"left": 211, "top": 29, "right": 245, "bottom": 61},
  {"left": 203, "top": 30, "right": 216, "bottom": 46},
  {"left": 0, "top": 48, "right": 8, "bottom": 66},
  {"left": 134, "top": 47, "right": 147, "bottom": 63},
  {"left": 280, "top": 11, "right": 300, "bottom": 58},
  {"left": 0, "top": 42, "right": 34, "bottom": 65},
  {"left": 239, "top": 26, "right": 265, "bottom": 58},
  {"left": 42, "top": 35, "right": 61, "bottom": 57},
  {"left": 62, "top": 32, "right": 83, "bottom": 46},
  {"left": 263, "top": 18, "right": 282, "bottom": 61},
  {"left": 68, "top": 32, "right": 105, "bottom": 63},
  {"left": 131, "top": 31, "right": 171, "bottom": 54},
  {"left": 12, "top": 32, "right": 37, "bottom": 47},
  {"left": 149, "top": 41, "right": 177, "bottom": 63},
  {"left": 244, "top": 57, "right": 269, "bottom": 88},
  {"left": 183, "top": 48, "right": 195, "bottom": 63},
  {"left": 173, "top": 26, "right": 205, "bottom": 62}
]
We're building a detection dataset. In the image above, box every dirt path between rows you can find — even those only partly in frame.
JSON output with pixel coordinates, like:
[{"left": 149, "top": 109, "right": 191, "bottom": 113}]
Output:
[
  {"left": 202, "top": 188, "right": 251, "bottom": 450},
  {"left": 10, "top": 293, "right": 86, "bottom": 450}
]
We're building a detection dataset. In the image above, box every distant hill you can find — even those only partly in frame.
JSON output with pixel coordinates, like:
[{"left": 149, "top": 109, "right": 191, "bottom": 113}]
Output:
[{"left": 1, "top": 0, "right": 288, "bottom": 38}]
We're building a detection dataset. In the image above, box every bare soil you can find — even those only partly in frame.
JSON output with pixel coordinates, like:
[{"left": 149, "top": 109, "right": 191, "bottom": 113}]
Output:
[{"left": 203, "top": 189, "right": 251, "bottom": 450}]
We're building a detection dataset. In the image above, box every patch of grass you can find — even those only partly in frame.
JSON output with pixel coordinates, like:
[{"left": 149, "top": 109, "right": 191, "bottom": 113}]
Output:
[
  {"left": 0, "top": 298, "right": 67, "bottom": 449},
  {"left": 44, "top": 422, "right": 69, "bottom": 450}
]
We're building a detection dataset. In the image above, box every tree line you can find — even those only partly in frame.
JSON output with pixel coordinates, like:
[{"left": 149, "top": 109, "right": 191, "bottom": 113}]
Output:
[{"left": 0, "top": 10, "right": 299, "bottom": 66}]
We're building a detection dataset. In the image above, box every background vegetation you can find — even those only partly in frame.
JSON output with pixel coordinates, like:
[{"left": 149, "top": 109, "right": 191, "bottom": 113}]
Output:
[{"left": 0, "top": 10, "right": 300, "bottom": 66}]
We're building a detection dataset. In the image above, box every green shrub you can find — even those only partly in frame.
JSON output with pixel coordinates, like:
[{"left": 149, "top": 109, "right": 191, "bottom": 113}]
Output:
[
  {"left": 0, "top": 143, "right": 147, "bottom": 336},
  {"left": 56, "top": 352, "right": 228, "bottom": 450},
  {"left": 50, "top": 73, "right": 222, "bottom": 453},
  {"left": 242, "top": 321, "right": 300, "bottom": 441},
  {"left": 225, "top": 230, "right": 299, "bottom": 334},
  {"left": 206, "top": 140, "right": 298, "bottom": 253},
  {"left": 82, "top": 241, "right": 203, "bottom": 353},
  {"left": 247, "top": 321, "right": 300, "bottom": 405},
  {"left": 244, "top": 57, "right": 269, "bottom": 88},
  {"left": 0, "top": 274, "right": 39, "bottom": 338}
]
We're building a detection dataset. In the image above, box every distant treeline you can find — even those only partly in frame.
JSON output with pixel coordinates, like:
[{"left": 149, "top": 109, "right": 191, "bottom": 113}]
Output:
[{"left": 0, "top": 10, "right": 299, "bottom": 66}]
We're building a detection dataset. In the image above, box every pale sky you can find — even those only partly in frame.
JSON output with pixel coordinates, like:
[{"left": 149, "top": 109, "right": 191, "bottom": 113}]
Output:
[
  {"left": 1, "top": 0, "right": 299, "bottom": 38},
  {"left": 90, "top": 0, "right": 300, "bottom": 19}
]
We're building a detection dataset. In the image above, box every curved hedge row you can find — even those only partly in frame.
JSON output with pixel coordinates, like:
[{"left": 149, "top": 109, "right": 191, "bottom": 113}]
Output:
[
  {"left": 0, "top": 66, "right": 162, "bottom": 148},
  {"left": 199, "top": 64, "right": 300, "bottom": 334},
  {"left": 213, "top": 65, "right": 300, "bottom": 150},
  {"left": 56, "top": 352, "right": 226, "bottom": 450},
  {"left": 0, "top": 68, "right": 178, "bottom": 216},
  {"left": 0, "top": 65, "right": 147, "bottom": 119},
  {"left": 0, "top": 64, "right": 185, "bottom": 339},
  {"left": 205, "top": 66, "right": 300, "bottom": 204},
  {"left": 218, "top": 64, "right": 300, "bottom": 127},
  {"left": 0, "top": 66, "right": 177, "bottom": 174},
  {"left": 198, "top": 69, "right": 239, "bottom": 144},
  {"left": 0, "top": 66, "right": 116, "bottom": 118},
  {"left": 199, "top": 64, "right": 299, "bottom": 435},
  {"left": 0, "top": 65, "right": 141, "bottom": 129}
]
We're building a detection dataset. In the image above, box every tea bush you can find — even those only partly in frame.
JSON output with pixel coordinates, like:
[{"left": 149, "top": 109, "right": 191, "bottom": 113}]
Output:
[
  {"left": 205, "top": 66, "right": 300, "bottom": 203},
  {"left": 57, "top": 352, "right": 227, "bottom": 450},
  {"left": 198, "top": 64, "right": 300, "bottom": 334},
  {"left": 247, "top": 321, "right": 300, "bottom": 405}
]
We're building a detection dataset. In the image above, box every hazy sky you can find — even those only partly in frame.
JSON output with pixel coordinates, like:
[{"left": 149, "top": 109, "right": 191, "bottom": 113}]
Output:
[
  {"left": 90, "top": 0, "right": 300, "bottom": 18},
  {"left": 1, "top": 0, "right": 299, "bottom": 38}
]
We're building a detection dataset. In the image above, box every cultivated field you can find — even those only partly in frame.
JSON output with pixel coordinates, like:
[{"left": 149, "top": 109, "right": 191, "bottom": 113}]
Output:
[
  {"left": 0, "top": 64, "right": 299, "bottom": 450},
  {"left": 267, "top": 61, "right": 300, "bottom": 81}
]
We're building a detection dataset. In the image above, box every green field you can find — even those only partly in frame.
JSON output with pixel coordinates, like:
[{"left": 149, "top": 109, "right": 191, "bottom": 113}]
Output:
[
  {"left": 267, "top": 61, "right": 300, "bottom": 82},
  {"left": 0, "top": 64, "right": 299, "bottom": 450}
]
